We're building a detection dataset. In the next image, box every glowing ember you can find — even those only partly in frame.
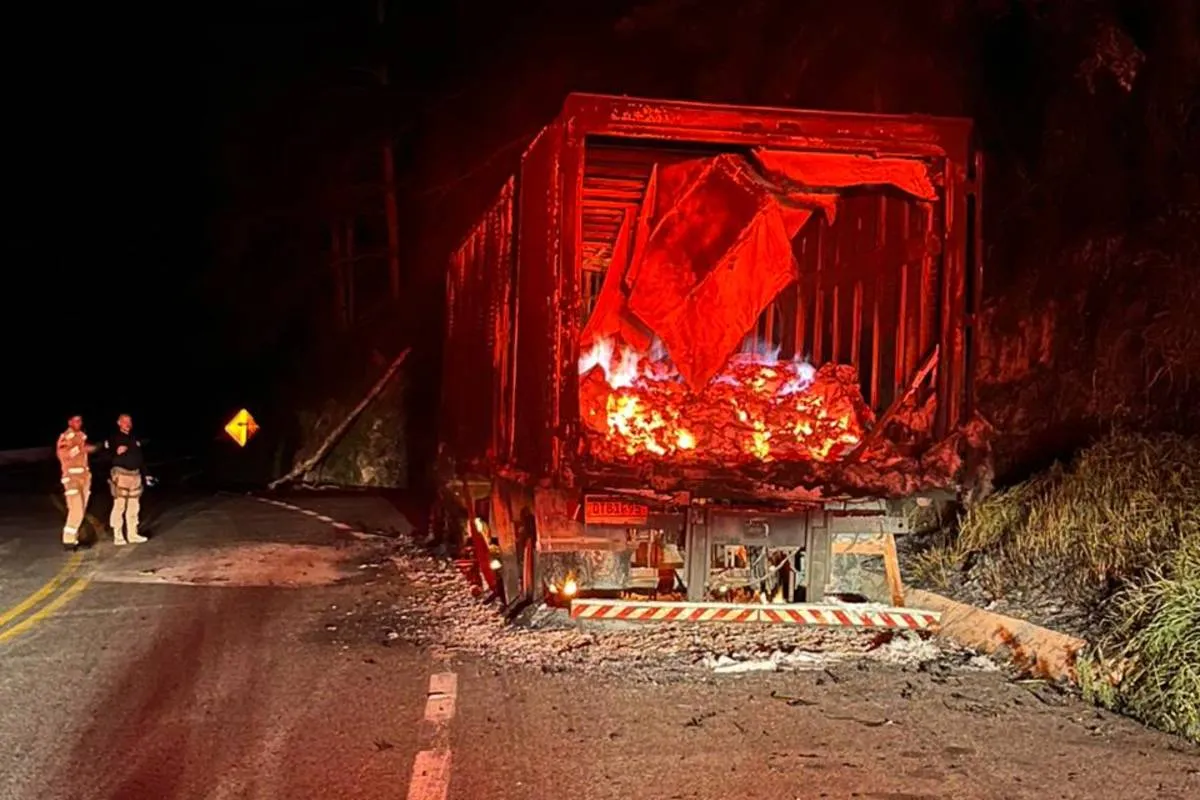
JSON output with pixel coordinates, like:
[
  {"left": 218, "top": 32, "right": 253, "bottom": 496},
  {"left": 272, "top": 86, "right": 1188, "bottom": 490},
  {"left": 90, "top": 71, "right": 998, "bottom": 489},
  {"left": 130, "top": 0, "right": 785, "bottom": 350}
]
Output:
[{"left": 580, "top": 336, "right": 872, "bottom": 464}]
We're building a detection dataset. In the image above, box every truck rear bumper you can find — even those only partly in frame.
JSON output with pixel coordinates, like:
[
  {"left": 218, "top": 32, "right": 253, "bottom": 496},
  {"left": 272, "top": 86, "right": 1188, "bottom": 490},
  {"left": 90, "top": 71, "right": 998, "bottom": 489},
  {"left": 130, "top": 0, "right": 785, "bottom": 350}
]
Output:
[{"left": 570, "top": 598, "right": 941, "bottom": 629}]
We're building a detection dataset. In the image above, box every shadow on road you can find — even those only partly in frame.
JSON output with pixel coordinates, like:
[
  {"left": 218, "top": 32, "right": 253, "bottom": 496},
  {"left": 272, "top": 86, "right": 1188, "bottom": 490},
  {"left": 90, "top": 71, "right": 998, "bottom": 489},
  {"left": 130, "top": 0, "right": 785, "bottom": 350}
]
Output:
[{"left": 49, "top": 590, "right": 283, "bottom": 799}]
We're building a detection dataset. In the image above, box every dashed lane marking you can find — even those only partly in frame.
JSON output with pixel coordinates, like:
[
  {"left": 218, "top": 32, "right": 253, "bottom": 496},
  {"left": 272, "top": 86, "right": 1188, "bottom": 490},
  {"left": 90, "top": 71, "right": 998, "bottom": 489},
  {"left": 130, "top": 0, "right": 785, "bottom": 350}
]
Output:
[
  {"left": 407, "top": 750, "right": 452, "bottom": 800},
  {"left": 249, "top": 495, "right": 382, "bottom": 540},
  {"left": 407, "top": 670, "right": 458, "bottom": 800},
  {"left": 424, "top": 672, "right": 458, "bottom": 725}
]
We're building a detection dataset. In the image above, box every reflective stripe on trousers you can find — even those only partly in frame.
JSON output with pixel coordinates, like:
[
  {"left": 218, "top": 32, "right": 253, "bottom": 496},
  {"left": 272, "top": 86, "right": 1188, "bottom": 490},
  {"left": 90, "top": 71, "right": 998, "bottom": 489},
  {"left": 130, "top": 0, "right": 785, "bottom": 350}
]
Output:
[{"left": 63, "top": 475, "right": 91, "bottom": 544}]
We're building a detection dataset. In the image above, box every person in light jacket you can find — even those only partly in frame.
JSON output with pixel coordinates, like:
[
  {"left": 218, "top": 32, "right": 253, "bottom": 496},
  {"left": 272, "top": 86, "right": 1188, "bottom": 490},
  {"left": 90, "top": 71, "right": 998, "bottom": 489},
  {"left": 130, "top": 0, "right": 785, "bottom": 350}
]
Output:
[{"left": 56, "top": 415, "right": 96, "bottom": 550}]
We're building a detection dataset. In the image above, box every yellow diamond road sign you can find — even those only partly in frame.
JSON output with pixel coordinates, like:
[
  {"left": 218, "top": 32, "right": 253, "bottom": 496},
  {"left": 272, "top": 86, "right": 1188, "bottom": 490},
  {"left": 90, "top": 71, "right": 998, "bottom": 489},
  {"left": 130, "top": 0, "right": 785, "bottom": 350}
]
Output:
[{"left": 224, "top": 409, "right": 259, "bottom": 447}]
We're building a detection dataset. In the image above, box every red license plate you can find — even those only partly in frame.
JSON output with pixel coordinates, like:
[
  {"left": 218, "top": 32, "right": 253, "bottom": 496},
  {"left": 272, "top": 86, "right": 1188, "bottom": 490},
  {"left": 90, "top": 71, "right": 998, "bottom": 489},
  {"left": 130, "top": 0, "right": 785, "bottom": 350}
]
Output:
[{"left": 584, "top": 496, "right": 650, "bottom": 526}]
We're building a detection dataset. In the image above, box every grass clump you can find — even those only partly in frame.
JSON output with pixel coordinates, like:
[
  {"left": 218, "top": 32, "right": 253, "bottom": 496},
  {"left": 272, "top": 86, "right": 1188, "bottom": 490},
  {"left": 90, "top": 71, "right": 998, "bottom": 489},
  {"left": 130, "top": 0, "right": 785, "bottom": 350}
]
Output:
[
  {"left": 957, "top": 432, "right": 1200, "bottom": 600},
  {"left": 1083, "top": 536, "right": 1200, "bottom": 742},
  {"left": 917, "top": 431, "right": 1200, "bottom": 742}
]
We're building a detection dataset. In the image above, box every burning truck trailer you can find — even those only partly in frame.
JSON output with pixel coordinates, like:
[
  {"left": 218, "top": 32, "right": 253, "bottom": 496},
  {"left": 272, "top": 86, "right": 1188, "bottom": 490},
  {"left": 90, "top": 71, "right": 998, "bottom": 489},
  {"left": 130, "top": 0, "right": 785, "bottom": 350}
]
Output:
[{"left": 438, "top": 93, "right": 988, "bottom": 628}]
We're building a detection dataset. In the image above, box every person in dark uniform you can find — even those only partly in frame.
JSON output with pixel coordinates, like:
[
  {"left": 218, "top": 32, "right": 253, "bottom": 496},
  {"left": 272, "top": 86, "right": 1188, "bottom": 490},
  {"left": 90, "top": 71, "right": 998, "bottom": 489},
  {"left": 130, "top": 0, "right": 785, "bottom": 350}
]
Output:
[{"left": 105, "top": 414, "right": 147, "bottom": 544}]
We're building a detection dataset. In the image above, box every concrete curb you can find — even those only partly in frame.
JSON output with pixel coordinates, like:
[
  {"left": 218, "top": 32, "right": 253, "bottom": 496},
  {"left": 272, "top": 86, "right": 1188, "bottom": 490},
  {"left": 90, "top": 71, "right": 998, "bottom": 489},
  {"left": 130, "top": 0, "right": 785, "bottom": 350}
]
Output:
[{"left": 906, "top": 587, "right": 1087, "bottom": 683}]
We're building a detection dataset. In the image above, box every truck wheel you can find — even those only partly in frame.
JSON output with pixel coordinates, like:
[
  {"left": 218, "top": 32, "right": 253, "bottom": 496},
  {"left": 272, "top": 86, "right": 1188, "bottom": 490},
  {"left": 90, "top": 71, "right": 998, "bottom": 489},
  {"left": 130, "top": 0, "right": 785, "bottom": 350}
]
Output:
[{"left": 517, "top": 506, "right": 537, "bottom": 602}]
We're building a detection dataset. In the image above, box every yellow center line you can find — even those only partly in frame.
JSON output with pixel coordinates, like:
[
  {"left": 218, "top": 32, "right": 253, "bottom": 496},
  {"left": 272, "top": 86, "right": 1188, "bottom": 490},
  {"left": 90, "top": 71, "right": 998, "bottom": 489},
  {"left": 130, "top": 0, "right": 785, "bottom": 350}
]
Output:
[
  {"left": 0, "top": 551, "right": 84, "bottom": 629},
  {"left": 0, "top": 577, "right": 92, "bottom": 644}
]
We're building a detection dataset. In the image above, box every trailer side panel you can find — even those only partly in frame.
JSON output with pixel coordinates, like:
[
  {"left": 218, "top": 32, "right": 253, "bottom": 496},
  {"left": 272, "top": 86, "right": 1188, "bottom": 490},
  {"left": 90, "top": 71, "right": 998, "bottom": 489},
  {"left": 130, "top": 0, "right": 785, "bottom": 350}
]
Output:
[
  {"left": 441, "top": 180, "right": 515, "bottom": 470},
  {"left": 511, "top": 123, "right": 566, "bottom": 476}
]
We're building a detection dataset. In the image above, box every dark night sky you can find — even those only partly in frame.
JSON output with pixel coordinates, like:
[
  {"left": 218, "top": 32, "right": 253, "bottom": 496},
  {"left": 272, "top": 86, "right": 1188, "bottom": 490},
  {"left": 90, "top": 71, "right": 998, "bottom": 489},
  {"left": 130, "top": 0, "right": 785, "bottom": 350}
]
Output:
[
  {"left": 7, "top": 11, "right": 206, "bottom": 448},
  {"left": 5, "top": 1, "right": 552, "bottom": 450},
  {"left": 7, "top": 1, "right": 1196, "bottom": 455},
  {"left": 3, "top": 0, "right": 570, "bottom": 451},
  {"left": 4, "top": 4, "right": 420, "bottom": 449}
]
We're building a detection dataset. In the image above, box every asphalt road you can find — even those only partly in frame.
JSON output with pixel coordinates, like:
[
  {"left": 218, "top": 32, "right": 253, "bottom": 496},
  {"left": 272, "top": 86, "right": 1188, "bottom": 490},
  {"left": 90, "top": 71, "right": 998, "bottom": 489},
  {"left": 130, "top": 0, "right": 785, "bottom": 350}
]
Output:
[{"left": 1, "top": 487, "right": 1197, "bottom": 800}]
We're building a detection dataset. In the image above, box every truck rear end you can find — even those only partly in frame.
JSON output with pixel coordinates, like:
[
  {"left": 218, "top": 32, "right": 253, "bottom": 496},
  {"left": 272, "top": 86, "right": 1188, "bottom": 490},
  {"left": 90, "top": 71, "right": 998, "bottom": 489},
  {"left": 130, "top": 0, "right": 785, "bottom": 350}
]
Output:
[{"left": 440, "top": 94, "right": 985, "bottom": 619}]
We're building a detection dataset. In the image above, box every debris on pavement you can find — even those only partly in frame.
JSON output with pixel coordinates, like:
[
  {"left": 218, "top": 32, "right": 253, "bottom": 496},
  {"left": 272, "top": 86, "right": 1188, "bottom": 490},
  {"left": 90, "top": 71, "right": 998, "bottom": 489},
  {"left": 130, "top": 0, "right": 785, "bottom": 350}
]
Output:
[
  {"left": 326, "top": 535, "right": 999, "bottom": 682},
  {"left": 108, "top": 543, "right": 366, "bottom": 588}
]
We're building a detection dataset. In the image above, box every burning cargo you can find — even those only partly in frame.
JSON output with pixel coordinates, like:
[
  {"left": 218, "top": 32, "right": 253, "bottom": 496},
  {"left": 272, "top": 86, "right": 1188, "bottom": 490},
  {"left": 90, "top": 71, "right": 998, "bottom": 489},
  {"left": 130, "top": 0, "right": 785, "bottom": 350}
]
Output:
[{"left": 438, "top": 94, "right": 986, "bottom": 617}]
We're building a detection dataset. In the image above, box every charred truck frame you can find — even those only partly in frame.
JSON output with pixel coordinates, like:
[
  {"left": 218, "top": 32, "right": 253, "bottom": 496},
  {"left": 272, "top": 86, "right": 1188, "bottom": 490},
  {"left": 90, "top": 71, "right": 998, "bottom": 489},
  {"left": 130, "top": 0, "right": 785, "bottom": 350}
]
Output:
[{"left": 439, "top": 94, "right": 985, "bottom": 621}]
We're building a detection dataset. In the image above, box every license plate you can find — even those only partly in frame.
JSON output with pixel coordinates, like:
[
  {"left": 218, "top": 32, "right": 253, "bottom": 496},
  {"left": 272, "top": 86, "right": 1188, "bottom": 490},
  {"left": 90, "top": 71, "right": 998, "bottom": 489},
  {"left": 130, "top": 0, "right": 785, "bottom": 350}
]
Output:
[{"left": 584, "top": 496, "right": 650, "bottom": 526}]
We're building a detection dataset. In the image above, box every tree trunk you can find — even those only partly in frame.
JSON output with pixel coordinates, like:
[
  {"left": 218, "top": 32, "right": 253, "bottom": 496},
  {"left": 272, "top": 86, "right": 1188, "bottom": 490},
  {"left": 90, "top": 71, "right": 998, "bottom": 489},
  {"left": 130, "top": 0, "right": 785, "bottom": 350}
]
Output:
[
  {"left": 382, "top": 142, "right": 402, "bottom": 300},
  {"left": 377, "top": 0, "right": 402, "bottom": 300},
  {"left": 344, "top": 218, "right": 357, "bottom": 325}
]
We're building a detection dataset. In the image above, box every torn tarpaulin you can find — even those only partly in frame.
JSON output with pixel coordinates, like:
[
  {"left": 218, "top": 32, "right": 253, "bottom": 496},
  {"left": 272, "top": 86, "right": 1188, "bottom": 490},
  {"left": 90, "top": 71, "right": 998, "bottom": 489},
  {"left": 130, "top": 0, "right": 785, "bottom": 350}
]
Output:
[
  {"left": 579, "top": 208, "right": 653, "bottom": 351},
  {"left": 580, "top": 150, "right": 937, "bottom": 394},
  {"left": 625, "top": 154, "right": 806, "bottom": 389},
  {"left": 753, "top": 149, "right": 939, "bottom": 201}
]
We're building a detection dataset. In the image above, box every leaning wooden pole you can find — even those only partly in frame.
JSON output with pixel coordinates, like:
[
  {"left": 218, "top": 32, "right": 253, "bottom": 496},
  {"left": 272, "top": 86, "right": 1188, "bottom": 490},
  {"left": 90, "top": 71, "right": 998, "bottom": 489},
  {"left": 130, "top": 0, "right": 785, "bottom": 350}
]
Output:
[{"left": 268, "top": 347, "right": 412, "bottom": 490}]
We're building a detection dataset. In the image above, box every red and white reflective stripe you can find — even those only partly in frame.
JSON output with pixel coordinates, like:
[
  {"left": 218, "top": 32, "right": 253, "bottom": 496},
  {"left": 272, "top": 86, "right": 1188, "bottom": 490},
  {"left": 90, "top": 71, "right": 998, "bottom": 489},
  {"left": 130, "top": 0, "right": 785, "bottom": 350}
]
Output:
[
  {"left": 757, "top": 606, "right": 938, "bottom": 629},
  {"left": 571, "top": 600, "right": 940, "bottom": 629},
  {"left": 574, "top": 602, "right": 757, "bottom": 623}
]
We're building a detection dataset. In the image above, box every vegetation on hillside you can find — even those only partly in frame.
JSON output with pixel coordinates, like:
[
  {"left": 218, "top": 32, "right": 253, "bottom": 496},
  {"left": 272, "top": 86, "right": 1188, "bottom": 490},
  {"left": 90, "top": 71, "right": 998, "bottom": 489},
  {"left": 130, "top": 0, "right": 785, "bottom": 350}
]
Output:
[{"left": 911, "top": 432, "right": 1200, "bottom": 742}]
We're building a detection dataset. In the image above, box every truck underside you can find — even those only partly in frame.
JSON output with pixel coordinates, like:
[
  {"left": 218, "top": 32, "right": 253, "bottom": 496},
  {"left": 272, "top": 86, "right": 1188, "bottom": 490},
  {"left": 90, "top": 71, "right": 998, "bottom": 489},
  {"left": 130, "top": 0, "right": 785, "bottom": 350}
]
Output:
[{"left": 441, "top": 477, "right": 933, "bottom": 623}]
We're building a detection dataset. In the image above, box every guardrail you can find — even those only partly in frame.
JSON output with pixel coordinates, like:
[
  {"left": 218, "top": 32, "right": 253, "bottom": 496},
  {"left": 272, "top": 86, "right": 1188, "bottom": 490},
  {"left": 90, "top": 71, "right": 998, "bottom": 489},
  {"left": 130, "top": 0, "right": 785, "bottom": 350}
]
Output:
[
  {"left": 0, "top": 447, "right": 53, "bottom": 467},
  {"left": 0, "top": 441, "right": 170, "bottom": 470}
]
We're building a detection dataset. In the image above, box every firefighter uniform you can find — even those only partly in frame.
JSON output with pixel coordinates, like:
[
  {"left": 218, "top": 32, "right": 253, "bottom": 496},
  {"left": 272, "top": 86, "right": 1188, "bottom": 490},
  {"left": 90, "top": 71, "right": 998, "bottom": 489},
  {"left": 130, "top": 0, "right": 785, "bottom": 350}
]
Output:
[
  {"left": 55, "top": 429, "right": 91, "bottom": 547},
  {"left": 106, "top": 429, "right": 147, "bottom": 544}
]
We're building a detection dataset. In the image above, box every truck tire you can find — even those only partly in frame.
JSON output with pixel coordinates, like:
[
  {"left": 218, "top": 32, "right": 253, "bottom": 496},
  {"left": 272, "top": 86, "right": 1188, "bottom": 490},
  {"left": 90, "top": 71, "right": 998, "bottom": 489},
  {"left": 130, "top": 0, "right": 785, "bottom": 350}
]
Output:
[{"left": 516, "top": 505, "right": 538, "bottom": 603}]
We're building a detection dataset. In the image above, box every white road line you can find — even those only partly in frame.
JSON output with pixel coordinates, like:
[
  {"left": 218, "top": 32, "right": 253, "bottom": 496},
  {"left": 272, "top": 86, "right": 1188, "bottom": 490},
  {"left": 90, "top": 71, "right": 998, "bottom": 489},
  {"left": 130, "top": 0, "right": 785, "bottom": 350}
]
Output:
[
  {"left": 406, "top": 750, "right": 451, "bottom": 800},
  {"left": 251, "top": 495, "right": 391, "bottom": 545},
  {"left": 424, "top": 672, "right": 458, "bottom": 724},
  {"left": 407, "top": 671, "right": 458, "bottom": 800}
]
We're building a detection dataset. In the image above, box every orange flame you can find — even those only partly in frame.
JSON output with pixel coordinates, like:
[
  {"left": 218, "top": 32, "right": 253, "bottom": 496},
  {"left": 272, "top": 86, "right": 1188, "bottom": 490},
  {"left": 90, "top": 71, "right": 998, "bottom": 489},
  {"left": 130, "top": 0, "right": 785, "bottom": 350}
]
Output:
[{"left": 580, "top": 336, "right": 869, "bottom": 464}]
